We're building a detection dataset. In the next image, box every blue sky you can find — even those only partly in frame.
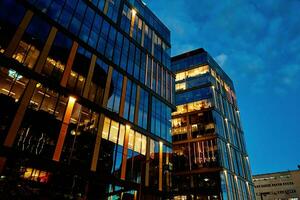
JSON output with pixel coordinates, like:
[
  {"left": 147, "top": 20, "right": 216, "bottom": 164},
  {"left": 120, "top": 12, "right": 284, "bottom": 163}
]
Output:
[{"left": 145, "top": 0, "right": 300, "bottom": 174}]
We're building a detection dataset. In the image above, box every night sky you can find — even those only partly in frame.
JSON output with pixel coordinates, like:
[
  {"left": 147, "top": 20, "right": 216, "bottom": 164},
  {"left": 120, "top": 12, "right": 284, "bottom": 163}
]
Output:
[{"left": 145, "top": 0, "right": 300, "bottom": 175}]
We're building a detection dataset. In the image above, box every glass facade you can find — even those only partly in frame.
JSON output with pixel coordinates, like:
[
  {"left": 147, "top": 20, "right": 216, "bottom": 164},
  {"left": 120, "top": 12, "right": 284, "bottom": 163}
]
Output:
[
  {"left": 0, "top": 0, "right": 174, "bottom": 199},
  {"left": 171, "top": 49, "right": 255, "bottom": 200}
]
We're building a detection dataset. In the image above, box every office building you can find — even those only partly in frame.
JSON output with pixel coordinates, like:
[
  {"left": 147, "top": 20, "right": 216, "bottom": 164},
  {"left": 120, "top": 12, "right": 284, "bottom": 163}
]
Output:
[
  {"left": 0, "top": 0, "right": 174, "bottom": 199},
  {"left": 253, "top": 169, "right": 300, "bottom": 200},
  {"left": 171, "top": 49, "right": 255, "bottom": 200}
]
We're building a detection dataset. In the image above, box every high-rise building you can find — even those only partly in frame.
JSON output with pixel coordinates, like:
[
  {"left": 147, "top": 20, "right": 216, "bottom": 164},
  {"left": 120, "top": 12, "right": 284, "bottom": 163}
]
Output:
[
  {"left": 0, "top": 0, "right": 175, "bottom": 199},
  {"left": 171, "top": 48, "right": 255, "bottom": 200},
  {"left": 253, "top": 169, "right": 300, "bottom": 200}
]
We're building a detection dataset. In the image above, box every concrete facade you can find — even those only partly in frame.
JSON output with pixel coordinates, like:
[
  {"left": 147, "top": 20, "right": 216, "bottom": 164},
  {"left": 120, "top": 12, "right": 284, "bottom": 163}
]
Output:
[{"left": 253, "top": 169, "right": 300, "bottom": 200}]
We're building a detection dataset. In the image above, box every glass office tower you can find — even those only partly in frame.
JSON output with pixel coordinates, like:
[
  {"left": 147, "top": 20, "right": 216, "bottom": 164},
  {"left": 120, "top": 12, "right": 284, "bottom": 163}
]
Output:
[
  {"left": 171, "top": 49, "right": 255, "bottom": 200},
  {"left": 0, "top": 0, "right": 174, "bottom": 199}
]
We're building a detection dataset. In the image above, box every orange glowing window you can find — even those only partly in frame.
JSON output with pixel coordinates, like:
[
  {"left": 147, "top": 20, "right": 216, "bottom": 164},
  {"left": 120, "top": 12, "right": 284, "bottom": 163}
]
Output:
[{"left": 20, "top": 167, "right": 50, "bottom": 183}]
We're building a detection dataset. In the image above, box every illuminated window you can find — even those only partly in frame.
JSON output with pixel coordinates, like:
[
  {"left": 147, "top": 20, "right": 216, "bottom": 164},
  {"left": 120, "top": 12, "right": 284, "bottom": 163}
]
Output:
[
  {"left": 174, "top": 196, "right": 187, "bottom": 200},
  {"left": 224, "top": 83, "right": 230, "bottom": 92},
  {"left": 42, "top": 32, "right": 72, "bottom": 80},
  {"left": 175, "top": 82, "right": 186, "bottom": 91},
  {"left": 172, "top": 116, "right": 187, "bottom": 129},
  {"left": 141, "top": 135, "right": 147, "bottom": 155},
  {"left": 150, "top": 139, "right": 155, "bottom": 159},
  {"left": 205, "top": 123, "right": 215, "bottom": 130},
  {"left": 40, "top": 88, "right": 59, "bottom": 114},
  {"left": 0, "top": 67, "right": 29, "bottom": 102},
  {"left": 13, "top": 41, "right": 40, "bottom": 69},
  {"left": 67, "top": 70, "right": 86, "bottom": 95},
  {"left": 191, "top": 124, "right": 198, "bottom": 132},
  {"left": 118, "top": 124, "right": 125, "bottom": 146},
  {"left": 70, "top": 103, "right": 81, "bottom": 123},
  {"left": 31, "top": 169, "right": 39, "bottom": 181},
  {"left": 39, "top": 171, "right": 49, "bottom": 183},
  {"left": 172, "top": 104, "right": 187, "bottom": 115},
  {"left": 172, "top": 118, "right": 181, "bottom": 128},
  {"left": 43, "top": 57, "right": 65, "bottom": 79},
  {"left": 23, "top": 168, "right": 33, "bottom": 179},
  {"left": 187, "top": 65, "right": 209, "bottom": 77},
  {"left": 128, "top": 129, "right": 135, "bottom": 150},
  {"left": 134, "top": 132, "right": 142, "bottom": 153},
  {"left": 102, "top": 117, "right": 110, "bottom": 139},
  {"left": 173, "top": 99, "right": 213, "bottom": 116},
  {"left": 211, "top": 69, "right": 217, "bottom": 78},
  {"left": 187, "top": 102, "right": 196, "bottom": 112},
  {"left": 176, "top": 72, "right": 186, "bottom": 81},
  {"left": 175, "top": 65, "right": 209, "bottom": 81},
  {"left": 67, "top": 70, "right": 85, "bottom": 94},
  {"left": 172, "top": 126, "right": 187, "bottom": 135},
  {"left": 109, "top": 120, "right": 119, "bottom": 143},
  {"left": 8, "top": 69, "right": 22, "bottom": 80},
  {"left": 21, "top": 167, "right": 50, "bottom": 183}
]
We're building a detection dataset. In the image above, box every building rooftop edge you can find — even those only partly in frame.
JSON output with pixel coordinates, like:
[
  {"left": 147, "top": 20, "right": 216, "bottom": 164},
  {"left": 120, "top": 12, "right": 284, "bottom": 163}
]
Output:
[
  {"left": 171, "top": 48, "right": 206, "bottom": 62},
  {"left": 253, "top": 169, "right": 300, "bottom": 177},
  {"left": 171, "top": 48, "right": 235, "bottom": 91},
  {"left": 135, "top": 0, "right": 171, "bottom": 34}
]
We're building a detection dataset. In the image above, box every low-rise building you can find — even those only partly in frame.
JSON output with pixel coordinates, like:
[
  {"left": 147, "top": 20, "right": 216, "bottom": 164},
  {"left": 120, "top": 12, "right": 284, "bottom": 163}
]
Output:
[{"left": 253, "top": 169, "right": 300, "bottom": 200}]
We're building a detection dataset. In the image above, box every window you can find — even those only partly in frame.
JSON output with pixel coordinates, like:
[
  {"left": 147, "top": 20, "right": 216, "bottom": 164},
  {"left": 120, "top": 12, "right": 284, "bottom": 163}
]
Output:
[
  {"left": 151, "top": 97, "right": 172, "bottom": 141},
  {"left": 120, "top": 37, "right": 129, "bottom": 70},
  {"left": 13, "top": 16, "right": 51, "bottom": 69},
  {"left": 141, "top": 135, "right": 146, "bottom": 155},
  {"left": 107, "top": 70, "right": 123, "bottom": 113},
  {"left": 128, "top": 129, "right": 135, "bottom": 150},
  {"left": 176, "top": 87, "right": 212, "bottom": 105},
  {"left": 134, "top": 132, "right": 141, "bottom": 153},
  {"left": 102, "top": 117, "right": 110, "bottom": 139},
  {"left": 109, "top": 120, "right": 119, "bottom": 143},
  {"left": 21, "top": 167, "right": 50, "bottom": 183},
  {"left": 79, "top": 7, "right": 95, "bottom": 43},
  {"left": 42, "top": 32, "right": 72, "bottom": 81},
  {"left": 138, "top": 88, "right": 148, "bottom": 129},
  {"left": 88, "top": 58, "right": 107, "bottom": 105},
  {"left": 0, "top": 0, "right": 25, "bottom": 52},
  {"left": 97, "top": 20, "right": 110, "bottom": 54},
  {"left": 176, "top": 65, "right": 209, "bottom": 81},
  {"left": 88, "top": 14, "right": 103, "bottom": 48},
  {"left": 66, "top": 46, "right": 91, "bottom": 96},
  {"left": 123, "top": 79, "right": 137, "bottom": 123},
  {"left": 120, "top": 5, "right": 131, "bottom": 34},
  {"left": 176, "top": 82, "right": 186, "bottom": 91},
  {"left": 69, "top": 1, "right": 86, "bottom": 35},
  {"left": 113, "top": 32, "right": 123, "bottom": 66},
  {"left": 57, "top": 0, "right": 77, "bottom": 28},
  {"left": 133, "top": 48, "right": 141, "bottom": 80},
  {"left": 105, "top": 26, "right": 116, "bottom": 60},
  {"left": 0, "top": 68, "right": 29, "bottom": 102},
  {"left": 118, "top": 125, "right": 125, "bottom": 146},
  {"left": 0, "top": 67, "right": 29, "bottom": 139},
  {"left": 127, "top": 42, "right": 135, "bottom": 75},
  {"left": 106, "top": 0, "right": 121, "bottom": 22}
]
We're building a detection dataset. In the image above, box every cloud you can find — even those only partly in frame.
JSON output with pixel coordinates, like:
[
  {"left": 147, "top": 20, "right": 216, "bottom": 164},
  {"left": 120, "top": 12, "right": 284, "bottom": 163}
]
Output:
[
  {"left": 276, "top": 64, "right": 300, "bottom": 88},
  {"left": 215, "top": 53, "right": 228, "bottom": 67},
  {"left": 146, "top": 0, "right": 300, "bottom": 96},
  {"left": 145, "top": 0, "right": 300, "bottom": 174}
]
